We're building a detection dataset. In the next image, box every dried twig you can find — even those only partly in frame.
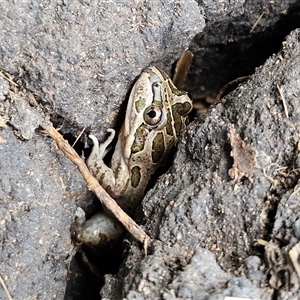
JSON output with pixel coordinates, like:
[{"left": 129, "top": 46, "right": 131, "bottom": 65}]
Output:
[
  {"left": 0, "top": 274, "right": 12, "bottom": 300},
  {"left": 71, "top": 126, "right": 86, "bottom": 148},
  {"left": 41, "top": 121, "right": 150, "bottom": 251},
  {"left": 277, "top": 84, "right": 289, "bottom": 118},
  {"left": 213, "top": 76, "right": 250, "bottom": 105},
  {"left": 0, "top": 71, "right": 18, "bottom": 87},
  {"left": 289, "top": 242, "right": 300, "bottom": 278},
  {"left": 250, "top": 12, "right": 265, "bottom": 33},
  {"left": 172, "top": 49, "right": 193, "bottom": 90}
]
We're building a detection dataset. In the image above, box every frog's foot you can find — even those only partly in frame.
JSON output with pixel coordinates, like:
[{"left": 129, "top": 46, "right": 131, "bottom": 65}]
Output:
[
  {"left": 88, "top": 129, "right": 116, "bottom": 160},
  {"left": 75, "top": 207, "right": 86, "bottom": 225},
  {"left": 65, "top": 207, "right": 87, "bottom": 266},
  {"left": 71, "top": 207, "right": 87, "bottom": 246}
]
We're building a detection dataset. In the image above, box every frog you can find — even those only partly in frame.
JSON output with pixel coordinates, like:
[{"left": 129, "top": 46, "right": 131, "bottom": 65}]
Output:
[{"left": 73, "top": 66, "right": 192, "bottom": 250}]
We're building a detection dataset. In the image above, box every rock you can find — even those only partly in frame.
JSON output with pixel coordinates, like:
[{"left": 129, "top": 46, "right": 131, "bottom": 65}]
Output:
[
  {"left": 0, "top": 0, "right": 203, "bottom": 299},
  {"left": 100, "top": 29, "right": 300, "bottom": 299},
  {"left": 1, "top": 0, "right": 300, "bottom": 299}
]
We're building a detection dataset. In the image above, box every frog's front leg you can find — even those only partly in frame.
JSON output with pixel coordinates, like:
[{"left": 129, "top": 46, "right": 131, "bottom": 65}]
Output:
[
  {"left": 86, "top": 129, "right": 115, "bottom": 182},
  {"left": 86, "top": 130, "right": 124, "bottom": 196}
]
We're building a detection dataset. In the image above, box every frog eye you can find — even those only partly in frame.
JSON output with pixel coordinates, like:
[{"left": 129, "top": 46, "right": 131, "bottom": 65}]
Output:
[{"left": 144, "top": 105, "right": 162, "bottom": 126}]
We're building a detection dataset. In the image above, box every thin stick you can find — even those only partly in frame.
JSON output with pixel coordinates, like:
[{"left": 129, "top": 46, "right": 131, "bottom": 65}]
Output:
[
  {"left": 41, "top": 121, "right": 150, "bottom": 250},
  {"left": 172, "top": 49, "right": 193, "bottom": 90},
  {"left": 0, "top": 71, "right": 18, "bottom": 87},
  {"left": 0, "top": 274, "right": 13, "bottom": 300},
  {"left": 72, "top": 126, "right": 86, "bottom": 148},
  {"left": 289, "top": 242, "right": 300, "bottom": 278},
  {"left": 277, "top": 84, "right": 289, "bottom": 118},
  {"left": 250, "top": 12, "right": 265, "bottom": 34},
  {"left": 213, "top": 76, "right": 250, "bottom": 105}
]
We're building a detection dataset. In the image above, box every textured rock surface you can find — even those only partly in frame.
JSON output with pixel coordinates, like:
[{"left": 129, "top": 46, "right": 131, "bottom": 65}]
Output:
[
  {"left": 100, "top": 29, "right": 300, "bottom": 299},
  {"left": 0, "top": 0, "right": 203, "bottom": 299},
  {"left": 1, "top": 0, "right": 300, "bottom": 299},
  {"left": 0, "top": 0, "right": 203, "bottom": 135},
  {"left": 0, "top": 79, "right": 87, "bottom": 299},
  {"left": 187, "top": 0, "right": 300, "bottom": 97}
]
